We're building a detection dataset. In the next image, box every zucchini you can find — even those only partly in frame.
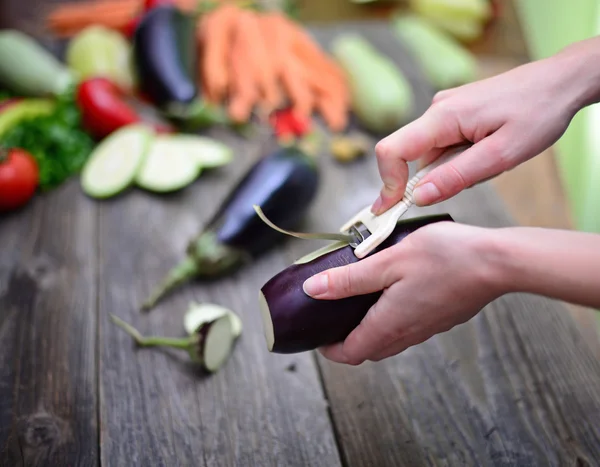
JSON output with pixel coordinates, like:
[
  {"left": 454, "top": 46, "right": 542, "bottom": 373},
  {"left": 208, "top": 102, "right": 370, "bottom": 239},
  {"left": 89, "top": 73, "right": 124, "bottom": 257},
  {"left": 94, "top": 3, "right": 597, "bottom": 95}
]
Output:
[
  {"left": 0, "top": 30, "right": 74, "bottom": 97},
  {"left": 331, "top": 33, "right": 414, "bottom": 135},
  {"left": 259, "top": 214, "right": 454, "bottom": 354},
  {"left": 135, "top": 135, "right": 202, "bottom": 193},
  {"left": 81, "top": 124, "right": 153, "bottom": 199},
  {"left": 391, "top": 14, "right": 478, "bottom": 90},
  {"left": 156, "top": 134, "right": 234, "bottom": 169}
]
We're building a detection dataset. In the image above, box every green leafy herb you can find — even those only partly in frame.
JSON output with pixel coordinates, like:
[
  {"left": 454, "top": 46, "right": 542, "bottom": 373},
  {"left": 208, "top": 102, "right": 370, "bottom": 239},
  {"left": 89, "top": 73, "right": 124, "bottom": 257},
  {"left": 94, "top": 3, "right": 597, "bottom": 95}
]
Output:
[
  {"left": 0, "top": 88, "right": 18, "bottom": 101},
  {"left": 0, "top": 86, "right": 95, "bottom": 191}
]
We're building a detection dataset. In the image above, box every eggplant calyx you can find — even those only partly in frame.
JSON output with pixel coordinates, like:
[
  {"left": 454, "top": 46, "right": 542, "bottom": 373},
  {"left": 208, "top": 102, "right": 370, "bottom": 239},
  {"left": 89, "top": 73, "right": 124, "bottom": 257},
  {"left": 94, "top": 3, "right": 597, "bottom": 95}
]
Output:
[
  {"left": 141, "top": 256, "right": 200, "bottom": 311},
  {"left": 187, "top": 230, "right": 251, "bottom": 275},
  {"left": 165, "top": 98, "right": 230, "bottom": 130},
  {"left": 110, "top": 314, "right": 194, "bottom": 350}
]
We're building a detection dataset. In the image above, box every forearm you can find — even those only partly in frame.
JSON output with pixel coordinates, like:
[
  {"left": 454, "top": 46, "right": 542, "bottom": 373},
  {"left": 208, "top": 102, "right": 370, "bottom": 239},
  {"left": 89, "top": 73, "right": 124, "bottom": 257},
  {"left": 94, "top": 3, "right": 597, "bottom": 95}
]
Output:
[{"left": 487, "top": 227, "right": 600, "bottom": 309}]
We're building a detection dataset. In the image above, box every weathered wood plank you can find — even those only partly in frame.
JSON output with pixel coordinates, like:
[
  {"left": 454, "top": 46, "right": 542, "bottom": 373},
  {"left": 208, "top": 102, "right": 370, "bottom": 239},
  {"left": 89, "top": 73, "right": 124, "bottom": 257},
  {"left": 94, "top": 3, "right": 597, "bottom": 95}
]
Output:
[
  {"left": 98, "top": 129, "right": 342, "bottom": 466},
  {"left": 0, "top": 181, "right": 99, "bottom": 466},
  {"left": 267, "top": 22, "right": 600, "bottom": 466}
]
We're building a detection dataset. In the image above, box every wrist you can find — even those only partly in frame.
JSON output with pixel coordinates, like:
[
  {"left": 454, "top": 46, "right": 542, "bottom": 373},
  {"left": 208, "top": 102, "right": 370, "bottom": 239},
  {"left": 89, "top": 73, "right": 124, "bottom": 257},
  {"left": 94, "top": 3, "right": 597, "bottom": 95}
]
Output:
[
  {"left": 472, "top": 227, "right": 534, "bottom": 297},
  {"left": 552, "top": 36, "right": 600, "bottom": 112}
]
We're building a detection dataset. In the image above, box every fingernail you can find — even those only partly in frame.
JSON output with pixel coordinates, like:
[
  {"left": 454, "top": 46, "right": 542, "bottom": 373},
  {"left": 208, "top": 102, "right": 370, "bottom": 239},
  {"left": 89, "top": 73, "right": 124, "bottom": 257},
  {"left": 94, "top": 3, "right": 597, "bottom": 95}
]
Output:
[
  {"left": 303, "top": 274, "right": 329, "bottom": 297},
  {"left": 414, "top": 182, "right": 441, "bottom": 205},
  {"left": 371, "top": 195, "right": 383, "bottom": 214}
]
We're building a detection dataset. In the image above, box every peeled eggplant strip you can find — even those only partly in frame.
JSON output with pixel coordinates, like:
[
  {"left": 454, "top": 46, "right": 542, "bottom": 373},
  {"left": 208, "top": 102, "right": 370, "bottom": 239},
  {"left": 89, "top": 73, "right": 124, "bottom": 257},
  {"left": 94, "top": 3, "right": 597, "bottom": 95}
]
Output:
[{"left": 253, "top": 205, "right": 355, "bottom": 243}]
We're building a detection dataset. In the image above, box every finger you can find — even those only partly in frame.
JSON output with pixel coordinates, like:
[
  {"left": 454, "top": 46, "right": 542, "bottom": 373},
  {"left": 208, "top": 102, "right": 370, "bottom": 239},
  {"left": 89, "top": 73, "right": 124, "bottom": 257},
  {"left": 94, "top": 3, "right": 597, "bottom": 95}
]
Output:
[
  {"left": 413, "top": 125, "right": 513, "bottom": 206},
  {"left": 416, "top": 147, "right": 446, "bottom": 171},
  {"left": 302, "top": 250, "right": 397, "bottom": 300},
  {"left": 372, "top": 107, "right": 464, "bottom": 215},
  {"left": 333, "top": 290, "right": 406, "bottom": 365},
  {"left": 318, "top": 343, "right": 350, "bottom": 364},
  {"left": 367, "top": 332, "right": 427, "bottom": 362}
]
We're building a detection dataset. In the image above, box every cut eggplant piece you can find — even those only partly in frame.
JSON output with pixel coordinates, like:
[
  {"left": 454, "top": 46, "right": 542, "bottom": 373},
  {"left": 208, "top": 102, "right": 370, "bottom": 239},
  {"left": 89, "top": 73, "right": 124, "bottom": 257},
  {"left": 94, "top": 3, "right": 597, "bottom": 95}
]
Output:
[
  {"left": 259, "top": 214, "right": 454, "bottom": 354},
  {"left": 135, "top": 135, "right": 201, "bottom": 192},
  {"left": 184, "top": 302, "right": 243, "bottom": 338},
  {"left": 196, "top": 315, "right": 236, "bottom": 372},
  {"left": 110, "top": 312, "right": 236, "bottom": 373}
]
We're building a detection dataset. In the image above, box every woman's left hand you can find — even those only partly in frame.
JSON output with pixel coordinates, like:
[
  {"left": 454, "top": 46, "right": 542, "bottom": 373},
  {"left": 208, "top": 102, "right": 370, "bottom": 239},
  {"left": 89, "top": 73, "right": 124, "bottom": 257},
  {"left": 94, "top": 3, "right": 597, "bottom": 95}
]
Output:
[{"left": 302, "top": 221, "right": 506, "bottom": 365}]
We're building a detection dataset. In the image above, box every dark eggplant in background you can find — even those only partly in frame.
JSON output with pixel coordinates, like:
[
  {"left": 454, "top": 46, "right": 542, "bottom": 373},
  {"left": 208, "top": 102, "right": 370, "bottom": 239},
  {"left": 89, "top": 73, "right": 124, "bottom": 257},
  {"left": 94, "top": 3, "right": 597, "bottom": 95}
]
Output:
[
  {"left": 142, "top": 143, "right": 320, "bottom": 310},
  {"left": 133, "top": 5, "right": 228, "bottom": 129},
  {"left": 259, "top": 213, "right": 454, "bottom": 354}
]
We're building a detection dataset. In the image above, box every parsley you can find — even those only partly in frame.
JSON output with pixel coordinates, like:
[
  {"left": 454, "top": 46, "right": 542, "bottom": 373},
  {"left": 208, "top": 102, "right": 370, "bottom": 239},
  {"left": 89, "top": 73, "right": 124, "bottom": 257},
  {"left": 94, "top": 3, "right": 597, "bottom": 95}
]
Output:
[{"left": 0, "top": 86, "right": 95, "bottom": 191}]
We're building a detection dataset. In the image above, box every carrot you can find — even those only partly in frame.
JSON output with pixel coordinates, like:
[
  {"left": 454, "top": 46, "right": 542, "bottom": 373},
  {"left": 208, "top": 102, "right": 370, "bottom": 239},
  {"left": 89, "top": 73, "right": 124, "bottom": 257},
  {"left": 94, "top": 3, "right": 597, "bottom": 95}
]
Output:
[
  {"left": 227, "top": 10, "right": 260, "bottom": 122},
  {"left": 45, "top": 0, "right": 198, "bottom": 36},
  {"left": 198, "top": 4, "right": 240, "bottom": 104},
  {"left": 280, "top": 56, "right": 314, "bottom": 119},
  {"left": 242, "top": 10, "right": 281, "bottom": 114},
  {"left": 315, "top": 89, "right": 348, "bottom": 133}
]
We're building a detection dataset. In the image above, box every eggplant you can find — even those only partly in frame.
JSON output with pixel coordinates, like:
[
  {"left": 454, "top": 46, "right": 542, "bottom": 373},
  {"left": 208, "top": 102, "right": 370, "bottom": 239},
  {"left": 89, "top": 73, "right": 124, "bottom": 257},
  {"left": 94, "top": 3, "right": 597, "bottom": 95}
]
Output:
[
  {"left": 133, "top": 5, "right": 228, "bottom": 128},
  {"left": 142, "top": 143, "right": 320, "bottom": 310},
  {"left": 259, "top": 213, "right": 454, "bottom": 354},
  {"left": 133, "top": 5, "right": 197, "bottom": 107}
]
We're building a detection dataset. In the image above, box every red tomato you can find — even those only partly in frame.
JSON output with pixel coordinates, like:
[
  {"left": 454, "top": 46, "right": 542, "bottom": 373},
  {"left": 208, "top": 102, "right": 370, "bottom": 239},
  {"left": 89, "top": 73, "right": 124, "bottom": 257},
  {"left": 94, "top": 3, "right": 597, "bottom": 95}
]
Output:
[{"left": 0, "top": 148, "right": 39, "bottom": 212}]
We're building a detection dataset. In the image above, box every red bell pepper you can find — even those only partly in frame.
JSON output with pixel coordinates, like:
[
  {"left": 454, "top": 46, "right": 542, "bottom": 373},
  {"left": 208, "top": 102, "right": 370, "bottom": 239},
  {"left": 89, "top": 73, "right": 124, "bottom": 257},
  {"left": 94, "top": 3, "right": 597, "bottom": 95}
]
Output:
[{"left": 76, "top": 77, "right": 172, "bottom": 140}]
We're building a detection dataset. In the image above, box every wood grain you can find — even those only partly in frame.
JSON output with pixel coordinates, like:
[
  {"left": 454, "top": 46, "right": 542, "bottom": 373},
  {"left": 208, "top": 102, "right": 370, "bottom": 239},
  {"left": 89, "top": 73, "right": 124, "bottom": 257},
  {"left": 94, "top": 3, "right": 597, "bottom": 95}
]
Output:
[
  {"left": 0, "top": 182, "right": 99, "bottom": 466},
  {"left": 97, "top": 128, "right": 341, "bottom": 466}
]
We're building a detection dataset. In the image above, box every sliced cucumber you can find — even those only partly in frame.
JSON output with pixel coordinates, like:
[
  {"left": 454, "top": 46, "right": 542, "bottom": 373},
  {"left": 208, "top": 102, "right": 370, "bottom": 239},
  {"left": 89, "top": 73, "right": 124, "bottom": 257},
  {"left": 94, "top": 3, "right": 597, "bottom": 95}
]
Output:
[
  {"left": 81, "top": 123, "right": 153, "bottom": 199},
  {"left": 162, "top": 134, "right": 234, "bottom": 169}
]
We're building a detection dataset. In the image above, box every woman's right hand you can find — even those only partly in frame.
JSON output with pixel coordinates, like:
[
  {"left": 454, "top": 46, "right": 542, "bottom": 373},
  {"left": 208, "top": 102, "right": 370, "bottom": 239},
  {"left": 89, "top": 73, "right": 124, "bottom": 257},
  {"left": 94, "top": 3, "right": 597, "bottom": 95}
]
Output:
[{"left": 370, "top": 36, "right": 600, "bottom": 215}]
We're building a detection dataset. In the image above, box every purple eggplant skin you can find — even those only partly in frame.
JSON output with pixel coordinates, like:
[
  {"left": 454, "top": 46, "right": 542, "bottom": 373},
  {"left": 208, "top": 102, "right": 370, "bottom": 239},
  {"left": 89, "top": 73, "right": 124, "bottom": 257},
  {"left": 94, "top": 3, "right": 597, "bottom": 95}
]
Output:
[
  {"left": 133, "top": 5, "right": 197, "bottom": 108},
  {"left": 201, "top": 144, "right": 320, "bottom": 258},
  {"left": 140, "top": 143, "right": 320, "bottom": 311},
  {"left": 259, "top": 213, "right": 454, "bottom": 354}
]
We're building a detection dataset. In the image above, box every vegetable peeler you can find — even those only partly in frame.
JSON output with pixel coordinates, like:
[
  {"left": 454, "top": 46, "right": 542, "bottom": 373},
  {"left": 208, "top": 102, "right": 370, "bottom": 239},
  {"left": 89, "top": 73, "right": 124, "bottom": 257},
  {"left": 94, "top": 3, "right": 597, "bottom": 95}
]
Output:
[{"left": 341, "top": 144, "right": 469, "bottom": 259}]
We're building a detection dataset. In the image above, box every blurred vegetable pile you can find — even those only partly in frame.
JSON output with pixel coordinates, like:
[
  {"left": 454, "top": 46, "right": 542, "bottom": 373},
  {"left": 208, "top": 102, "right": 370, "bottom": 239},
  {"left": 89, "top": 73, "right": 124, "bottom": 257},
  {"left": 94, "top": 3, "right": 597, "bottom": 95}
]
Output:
[{"left": 0, "top": 0, "right": 495, "bottom": 216}]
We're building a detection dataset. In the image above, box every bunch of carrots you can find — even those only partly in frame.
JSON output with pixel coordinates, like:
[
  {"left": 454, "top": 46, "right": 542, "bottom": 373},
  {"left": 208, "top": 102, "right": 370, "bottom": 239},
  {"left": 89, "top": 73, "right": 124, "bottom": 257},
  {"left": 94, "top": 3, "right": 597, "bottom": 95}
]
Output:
[
  {"left": 46, "top": 0, "right": 351, "bottom": 132},
  {"left": 198, "top": 4, "right": 349, "bottom": 131}
]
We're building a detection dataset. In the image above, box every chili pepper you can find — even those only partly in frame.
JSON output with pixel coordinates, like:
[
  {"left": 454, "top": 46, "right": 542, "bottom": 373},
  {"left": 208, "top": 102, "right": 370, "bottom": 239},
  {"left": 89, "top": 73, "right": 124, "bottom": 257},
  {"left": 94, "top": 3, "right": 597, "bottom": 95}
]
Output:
[
  {"left": 269, "top": 107, "right": 312, "bottom": 141},
  {"left": 76, "top": 77, "right": 172, "bottom": 139}
]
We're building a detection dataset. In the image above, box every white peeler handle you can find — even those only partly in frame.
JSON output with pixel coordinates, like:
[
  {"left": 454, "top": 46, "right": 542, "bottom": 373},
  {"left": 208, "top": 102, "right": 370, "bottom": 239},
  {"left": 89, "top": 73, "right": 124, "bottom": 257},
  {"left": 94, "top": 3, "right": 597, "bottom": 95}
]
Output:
[{"left": 341, "top": 144, "right": 470, "bottom": 259}]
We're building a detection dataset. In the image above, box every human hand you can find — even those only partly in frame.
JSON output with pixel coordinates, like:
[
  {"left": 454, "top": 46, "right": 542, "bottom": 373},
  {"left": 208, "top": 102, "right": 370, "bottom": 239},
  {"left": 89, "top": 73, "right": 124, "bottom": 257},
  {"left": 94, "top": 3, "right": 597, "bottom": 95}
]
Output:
[
  {"left": 302, "top": 221, "right": 506, "bottom": 365},
  {"left": 371, "top": 48, "right": 592, "bottom": 215}
]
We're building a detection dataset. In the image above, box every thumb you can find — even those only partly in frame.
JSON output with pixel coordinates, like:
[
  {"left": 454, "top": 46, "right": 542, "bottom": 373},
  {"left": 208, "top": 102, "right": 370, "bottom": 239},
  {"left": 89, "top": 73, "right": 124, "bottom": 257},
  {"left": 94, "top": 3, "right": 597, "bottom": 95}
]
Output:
[
  {"left": 413, "top": 127, "right": 513, "bottom": 206},
  {"left": 302, "top": 251, "right": 396, "bottom": 300}
]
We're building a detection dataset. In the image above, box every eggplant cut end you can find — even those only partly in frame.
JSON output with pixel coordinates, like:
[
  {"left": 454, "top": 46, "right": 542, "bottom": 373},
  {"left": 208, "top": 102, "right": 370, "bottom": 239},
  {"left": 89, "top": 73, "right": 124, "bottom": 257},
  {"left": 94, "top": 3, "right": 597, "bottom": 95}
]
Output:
[
  {"left": 258, "top": 290, "right": 275, "bottom": 352},
  {"left": 202, "top": 315, "right": 236, "bottom": 372}
]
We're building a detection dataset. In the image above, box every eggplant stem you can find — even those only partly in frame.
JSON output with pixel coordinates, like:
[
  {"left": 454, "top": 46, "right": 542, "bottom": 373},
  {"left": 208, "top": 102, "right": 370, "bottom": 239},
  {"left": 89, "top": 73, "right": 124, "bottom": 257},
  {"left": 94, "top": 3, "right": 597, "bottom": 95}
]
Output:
[
  {"left": 110, "top": 314, "right": 192, "bottom": 349},
  {"left": 141, "top": 256, "right": 199, "bottom": 311}
]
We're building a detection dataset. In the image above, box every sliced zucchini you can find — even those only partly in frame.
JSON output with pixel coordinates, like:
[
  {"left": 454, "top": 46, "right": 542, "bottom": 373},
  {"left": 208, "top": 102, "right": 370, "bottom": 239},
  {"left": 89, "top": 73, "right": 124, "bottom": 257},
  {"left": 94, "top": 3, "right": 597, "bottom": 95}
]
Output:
[
  {"left": 135, "top": 135, "right": 202, "bottom": 193},
  {"left": 163, "top": 134, "right": 234, "bottom": 168},
  {"left": 81, "top": 123, "right": 153, "bottom": 199}
]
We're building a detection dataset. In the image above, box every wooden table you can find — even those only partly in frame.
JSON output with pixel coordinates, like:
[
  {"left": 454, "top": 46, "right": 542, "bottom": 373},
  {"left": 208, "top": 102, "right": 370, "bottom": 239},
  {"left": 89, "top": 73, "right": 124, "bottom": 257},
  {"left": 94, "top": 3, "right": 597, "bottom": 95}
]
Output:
[{"left": 2, "top": 6, "right": 600, "bottom": 466}]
